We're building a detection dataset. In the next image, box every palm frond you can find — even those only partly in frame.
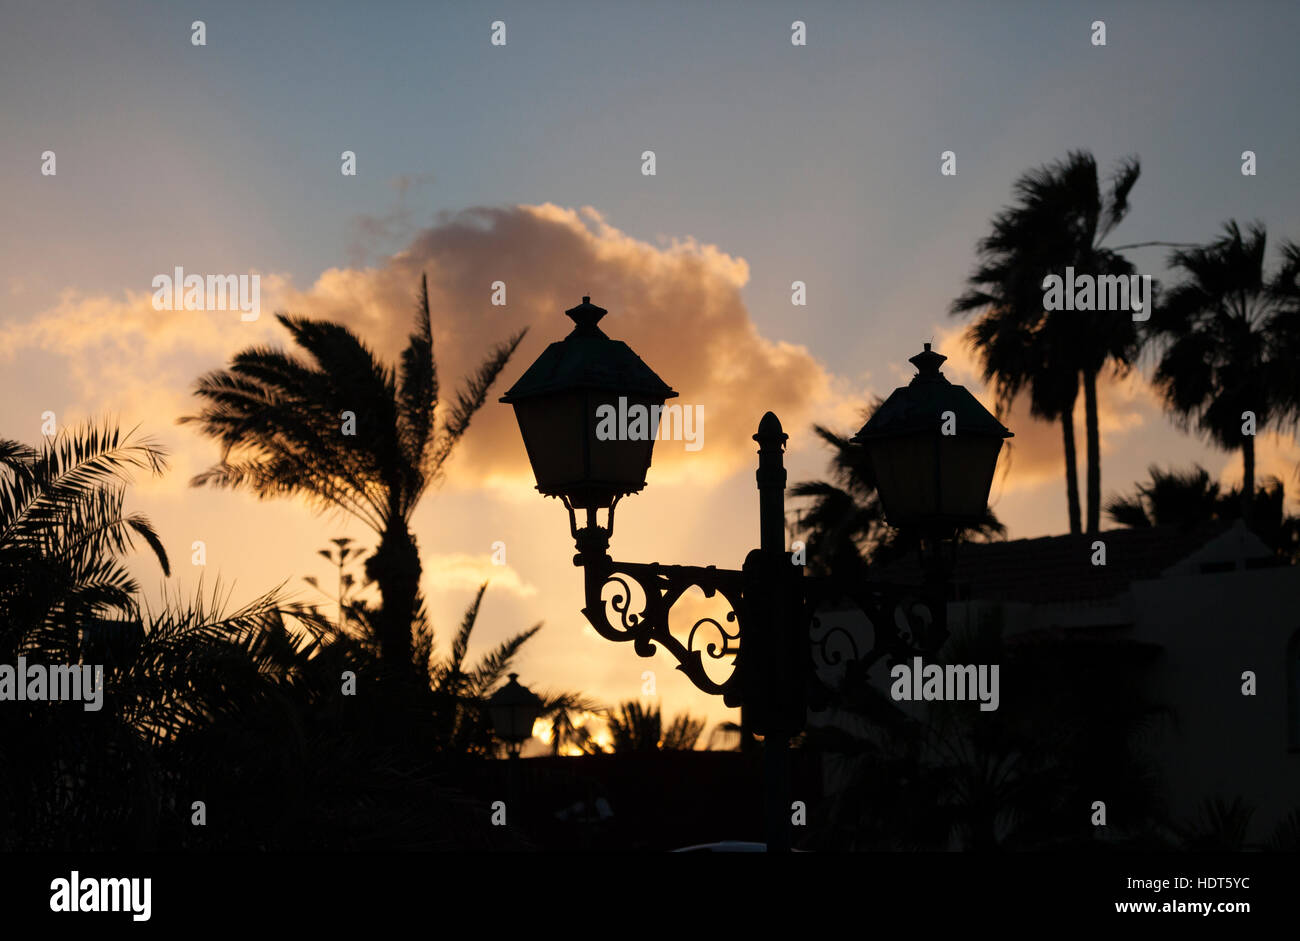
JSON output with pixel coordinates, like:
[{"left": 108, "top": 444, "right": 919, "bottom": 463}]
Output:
[
  {"left": 428, "top": 329, "right": 527, "bottom": 477},
  {"left": 397, "top": 273, "right": 440, "bottom": 486},
  {"left": 466, "top": 623, "right": 542, "bottom": 697}
]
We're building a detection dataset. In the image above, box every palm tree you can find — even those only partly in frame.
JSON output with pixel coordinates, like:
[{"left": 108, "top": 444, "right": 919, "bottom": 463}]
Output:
[
  {"left": 790, "top": 420, "right": 889, "bottom": 583},
  {"left": 1107, "top": 465, "right": 1300, "bottom": 563},
  {"left": 595, "top": 701, "right": 707, "bottom": 753},
  {"left": 1105, "top": 464, "right": 1225, "bottom": 530},
  {"left": 0, "top": 422, "right": 337, "bottom": 849},
  {"left": 0, "top": 423, "right": 531, "bottom": 850},
  {"left": 953, "top": 151, "right": 1145, "bottom": 534},
  {"left": 538, "top": 691, "right": 607, "bottom": 756},
  {"left": 0, "top": 421, "right": 170, "bottom": 663},
  {"left": 420, "top": 581, "right": 544, "bottom": 754},
  {"left": 791, "top": 408, "right": 1005, "bottom": 579},
  {"left": 603, "top": 701, "right": 663, "bottom": 753},
  {"left": 1147, "top": 221, "right": 1300, "bottom": 525},
  {"left": 961, "top": 301, "right": 1085, "bottom": 534},
  {"left": 181, "top": 275, "right": 525, "bottom": 681},
  {"left": 662, "top": 711, "right": 708, "bottom": 750}
]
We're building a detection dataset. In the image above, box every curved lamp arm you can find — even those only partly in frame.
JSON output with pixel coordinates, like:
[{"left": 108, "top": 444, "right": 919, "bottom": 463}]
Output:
[
  {"left": 802, "top": 576, "right": 948, "bottom": 674},
  {"left": 580, "top": 556, "right": 746, "bottom": 702},
  {"left": 577, "top": 548, "right": 949, "bottom": 713}
]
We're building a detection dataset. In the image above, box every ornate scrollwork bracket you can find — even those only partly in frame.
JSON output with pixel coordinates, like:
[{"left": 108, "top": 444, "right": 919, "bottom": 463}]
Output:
[
  {"left": 579, "top": 553, "right": 747, "bottom": 702},
  {"left": 566, "top": 488, "right": 950, "bottom": 719},
  {"left": 803, "top": 576, "right": 948, "bottom": 671},
  {"left": 799, "top": 573, "right": 949, "bottom": 711},
  {"left": 576, "top": 544, "right": 949, "bottom": 717}
]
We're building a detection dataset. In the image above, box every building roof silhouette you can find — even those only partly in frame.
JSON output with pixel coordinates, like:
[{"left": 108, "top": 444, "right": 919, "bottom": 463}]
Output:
[{"left": 875, "top": 523, "right": 1267, "bottom": 604}]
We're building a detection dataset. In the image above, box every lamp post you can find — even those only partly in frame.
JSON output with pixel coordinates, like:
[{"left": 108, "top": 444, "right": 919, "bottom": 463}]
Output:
[
  {"left": 502, "top": 298, "right": 1011, "bottom": 852},
  {"left": 486, "top": 673, "right": 543, "bottom": 828},
  {"left": 487, "top": 673, "right": 544, "bottom": 760}
]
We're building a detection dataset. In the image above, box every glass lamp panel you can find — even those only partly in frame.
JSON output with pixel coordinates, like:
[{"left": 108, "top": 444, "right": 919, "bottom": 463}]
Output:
[
  {"left": 937, "top": 436, "right": 1004, "bottom": 520},
  {"left": 508, "top": 704, "right": 530, "bottom": 741},
  {"left": 511, "top": 392, "right": 588, "bottom": 495},
  {"left": 868, "top": 434, "right": 939, "bottom": 527},
  {"left": 587, "top": 393, "right": 659, "bottom": 496},
  {"left": 489, "top": 703, "right": 524, "bottom": 742},
  {"left": 512, "top": 391, "right": 665, "bottom": 508},
  {"left": 488, "top": 702, "right": 511, "bottom": 739}
]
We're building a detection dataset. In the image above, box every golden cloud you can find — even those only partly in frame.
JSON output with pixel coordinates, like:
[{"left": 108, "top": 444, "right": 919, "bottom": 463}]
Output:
[
  {"left": 423, "top": 552, "right": 538, "bottom": 598},
  {"left": 2, "top": 207, "right": 843, "bottom": 502},
  {"left": 276, "top": 203, "right": 837, "bottom": 489}
]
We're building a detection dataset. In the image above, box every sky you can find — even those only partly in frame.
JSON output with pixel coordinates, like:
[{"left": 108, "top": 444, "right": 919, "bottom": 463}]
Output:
[{"left": 2, "top": 0, "right": 1298, "bottom": 748}]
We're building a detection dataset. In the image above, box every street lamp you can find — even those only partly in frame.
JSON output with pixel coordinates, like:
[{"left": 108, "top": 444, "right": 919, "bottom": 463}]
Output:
[
  {"left": 501, "top": 295, "right": 677, "bottom": 561},
  {"left": 501, "top": 297, "right": 1011, "bottom": 851},
  {"left": 487, "top": 673, "right": 544, "bottom": 759},
  {"left": 853, "top": 343, "right": 1011, "bottom": 534}
]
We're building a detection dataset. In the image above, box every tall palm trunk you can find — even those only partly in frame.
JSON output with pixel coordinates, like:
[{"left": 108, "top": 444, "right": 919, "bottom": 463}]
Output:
[
  {"left": 366, "top": 525, "right": 422, "bottom": 680},
  {"left": 1061, "top": 406, "right": 1082, "bottom": 535},
  {"left": 1241, "top": 435, "right": 1255, "bottom": 526},
  {"left": 1082, "top": 368, "right": 1101, "bottom": 534}
]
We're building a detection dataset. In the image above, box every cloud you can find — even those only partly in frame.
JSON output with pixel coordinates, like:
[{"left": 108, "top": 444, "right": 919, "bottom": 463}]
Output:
[
  {"left": 346, "top": 174, "right": 439, "bottom": 265},
  {"left": 1, "top": 206, "right": 842, "bottom": 501},
  {"left": 423, "top": 552, "right": 537, "bottom": 598},
  {"left": 277, "top": 203, "right": 838, "bottom": 490},
  {"left": 0, "top": 277, "right": 291, "bottom": 359},
  {"left": 0, "top": 278, "right": 295, "bottom": 496}
]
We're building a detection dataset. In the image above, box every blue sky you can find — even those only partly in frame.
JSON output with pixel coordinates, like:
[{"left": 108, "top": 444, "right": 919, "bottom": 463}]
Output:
[{"left": 6, "top": 0, "right": 1297, "bottom": 362}]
